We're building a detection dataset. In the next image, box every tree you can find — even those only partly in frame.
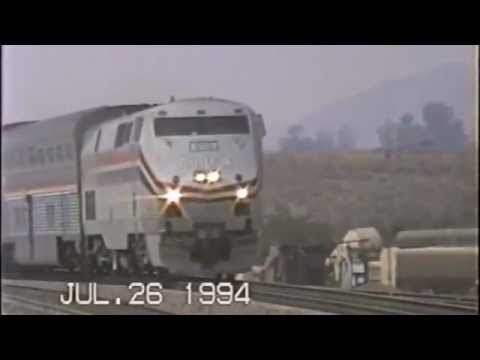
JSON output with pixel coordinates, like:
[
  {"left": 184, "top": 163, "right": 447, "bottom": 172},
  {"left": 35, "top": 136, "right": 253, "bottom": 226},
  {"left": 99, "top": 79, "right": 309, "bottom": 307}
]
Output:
[
  {"left": 377, "top": 118, "right": 396, "bottom": 154},
  {"left": 422, "top": 102, "right": 453, "bottom": 151},
  {"left": 315, "top": 130, "right": 335, "bottom": 152},
  {"left": 287, "top": 124, "right": 304, "bottom": 138},
  {"left": 280, "top": 125, "right": 306, "bottom": 152},
  {"left": 422, "top": 102, "right": 454, "bottom": 130},
  {"left": 422, "top": 102, "right": 466, "bottom": 151},
  {"left": 337, "top": 124, "right": 356, "bottom": 151},
  {"left": 450, "top": 119, "right": 467, "bottom": 152},
  {"left": 280, "top": 125, "right": 335, "bottom": 153},
  {"left": 264, "top": 204, "right": 335, "bottom": 250},
  {"left": 395, "top": 113, "right": 425, "bottom": 152},
  {"left": 400, "top": 113, "right": 414, "bottom": 127}
]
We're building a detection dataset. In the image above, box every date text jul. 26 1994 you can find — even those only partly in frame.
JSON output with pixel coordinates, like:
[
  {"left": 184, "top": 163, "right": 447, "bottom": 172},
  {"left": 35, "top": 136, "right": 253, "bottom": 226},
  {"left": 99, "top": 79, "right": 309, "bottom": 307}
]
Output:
[{"left": 59, "top": 282, "right": 250, "bottom": 306}]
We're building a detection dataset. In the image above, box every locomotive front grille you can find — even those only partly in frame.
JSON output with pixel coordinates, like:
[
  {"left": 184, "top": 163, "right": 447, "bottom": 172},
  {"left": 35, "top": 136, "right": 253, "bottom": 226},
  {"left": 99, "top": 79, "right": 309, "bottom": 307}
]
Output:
[
  {"left": 190, "top": 223, "right": 231, "bottom": 267},
  {"left": 194, "top": 223, "right": 225, "bottom": 239}
]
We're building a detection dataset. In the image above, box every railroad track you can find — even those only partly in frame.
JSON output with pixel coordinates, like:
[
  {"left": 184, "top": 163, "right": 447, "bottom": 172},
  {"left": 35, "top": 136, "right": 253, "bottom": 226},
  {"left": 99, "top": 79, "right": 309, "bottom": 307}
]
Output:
[
  {"left": 249, "top": 282, "right": 478, "bottom": 315},
  {"left": 3, "top": 271, "right": 478, "bottom": 315},
  {"left": 2, "top": 292, "right": 90, "bottom": 315},
  {"left": 354, "top": 289, "right": 478, "bottom": 308}
]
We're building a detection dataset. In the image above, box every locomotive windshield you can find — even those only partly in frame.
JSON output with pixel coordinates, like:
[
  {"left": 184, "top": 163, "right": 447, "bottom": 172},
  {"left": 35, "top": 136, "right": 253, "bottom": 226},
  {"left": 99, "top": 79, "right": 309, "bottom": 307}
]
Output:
[{"left": 154, "top": 115, "right": 250, "bottom": 136}]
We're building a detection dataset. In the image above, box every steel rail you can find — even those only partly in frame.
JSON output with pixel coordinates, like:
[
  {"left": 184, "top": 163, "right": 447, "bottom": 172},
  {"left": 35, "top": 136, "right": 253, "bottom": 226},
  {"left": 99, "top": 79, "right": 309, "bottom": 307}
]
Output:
[
  {"left": 354, "top": 289, "right": 478, "bottom": 307},
  {"left": 2, "top": 293, "right": 91, "bottom": 315},
  {"left": 249, "top": 282, "right": 478, "bottom": 315}
]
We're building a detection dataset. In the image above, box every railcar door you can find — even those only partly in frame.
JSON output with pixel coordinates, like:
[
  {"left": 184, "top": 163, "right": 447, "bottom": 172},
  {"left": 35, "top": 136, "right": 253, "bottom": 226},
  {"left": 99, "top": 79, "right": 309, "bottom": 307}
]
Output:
[
  {"left": 26, "top": 194, "right": 34, "bottom": 260},
  {"left": 13, "top": 194, "right": 35, "bottom": 264}
]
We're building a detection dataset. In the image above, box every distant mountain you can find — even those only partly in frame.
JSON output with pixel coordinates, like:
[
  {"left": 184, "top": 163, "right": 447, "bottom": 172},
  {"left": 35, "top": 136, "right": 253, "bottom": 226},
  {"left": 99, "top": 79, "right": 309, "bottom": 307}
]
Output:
[{"left": 301, "top": 62, "right": 475, "bottom": 148}]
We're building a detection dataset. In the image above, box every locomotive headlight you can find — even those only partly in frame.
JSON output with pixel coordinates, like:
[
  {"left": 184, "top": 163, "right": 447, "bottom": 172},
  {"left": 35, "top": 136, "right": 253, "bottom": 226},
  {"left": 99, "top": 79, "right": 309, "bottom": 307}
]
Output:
[
  {"left": 164, "top": 188, "right": 182, "bottom": 203},
  {"left": 206, "top": 170, "right": 221, "bottom": 183},
  {"left": 194, "top": 172, "right": 207, "bottom": 183},
  {"left": 236, "top": 187, "right": 249, "bottom": 200}
]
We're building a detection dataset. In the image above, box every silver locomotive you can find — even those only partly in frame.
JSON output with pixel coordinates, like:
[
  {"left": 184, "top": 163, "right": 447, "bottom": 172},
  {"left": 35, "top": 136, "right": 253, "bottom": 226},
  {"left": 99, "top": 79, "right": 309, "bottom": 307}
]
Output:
[{"left": 2, "top": 98, "right": 267, "bottom": 278}]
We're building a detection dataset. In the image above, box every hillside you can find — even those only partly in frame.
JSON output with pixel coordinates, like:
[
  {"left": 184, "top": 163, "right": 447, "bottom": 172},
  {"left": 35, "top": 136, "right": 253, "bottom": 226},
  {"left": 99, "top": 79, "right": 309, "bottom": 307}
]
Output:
[
  {"left": 300, "top": 62, "right": 475, "bottom": 148},
  {"left": 261, "top": 148, "right": 478, "bottom": 249}
]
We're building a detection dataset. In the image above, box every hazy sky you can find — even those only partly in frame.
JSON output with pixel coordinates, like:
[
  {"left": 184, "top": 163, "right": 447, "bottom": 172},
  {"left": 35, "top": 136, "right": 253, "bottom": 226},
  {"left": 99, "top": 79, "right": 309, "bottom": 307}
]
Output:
[{"left": 2, "top": 45, "right": 475, "bottom": 148}]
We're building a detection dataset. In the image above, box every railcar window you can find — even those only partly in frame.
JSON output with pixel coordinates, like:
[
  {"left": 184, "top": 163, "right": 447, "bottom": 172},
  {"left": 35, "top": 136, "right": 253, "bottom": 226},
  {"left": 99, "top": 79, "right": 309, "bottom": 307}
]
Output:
[
  {"left": 133, "top": 117, "right": 144, "bottom": 142},
  {"left": 28, "top": 147, "right": 36, "bottom": 165},
  {"left": 56, "top": 145, "right": 64, "bottom": 162},
  {"left": 37, "top": 148, "right": 45, "bottom": 165},
  {"left": 46, "top": 147, "right": 55, "bottom": 163},
  {"left": 6, "top": 153, "right": 10, "bottom": 168},
  {"left": 6, "top": 152, "right": 13, "bottom": 168},
  {"left": 4, "top": 152, "right": 13, "bottom": 167},
  {"left": 6, "top": 151, "right": 19, "bottom": 168},
  {"left": 20, "top": 150, "right": 26, "bottom": 166},
  {"left": 132, "top": 192, "right": 137, "bottom": 217},
  {"left": 14, "top": 208, "right": 27, "bottom": 231},
  {"left": 18, "top": 150, "right": 26, "bottom": 167},
  {"left": 85, "top": 190, "right": 96, "bottom": 220},
  {"left": 154, "top": 116, "right": 250, "bottom": 136},
  {"left": 65, "top": 143, "right": 73, "bottom": 160},
  {"left": 94, "top": 129, "right": 102, "bottom": 152},
  {"left": 46, "top": 204, "right": 55, "bottom": 228}
]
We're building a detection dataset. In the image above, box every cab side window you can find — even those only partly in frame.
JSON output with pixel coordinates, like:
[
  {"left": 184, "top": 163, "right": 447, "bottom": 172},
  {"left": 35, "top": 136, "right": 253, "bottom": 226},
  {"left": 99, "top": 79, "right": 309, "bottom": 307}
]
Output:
[
  {"left": 114, "top": 124, "right": 125, "bottom": 148},
  {"left": 125, "top": 123, "right": 133, "bottom": 143},
  {"left": 114, "top": 122, "right": 133, "bottom": 148},
  {"left": 133, "top": 117, "right": 144, "bottom": 142},
  {"left": 94, "top": 129, "right": 102, "bottom": 152}
]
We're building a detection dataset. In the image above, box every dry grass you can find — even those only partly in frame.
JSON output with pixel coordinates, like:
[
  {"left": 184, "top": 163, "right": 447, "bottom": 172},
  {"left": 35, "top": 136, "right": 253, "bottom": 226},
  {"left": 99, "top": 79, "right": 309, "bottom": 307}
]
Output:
[{"left": 262, "top": 149, "right": 478, "bottom": 247}]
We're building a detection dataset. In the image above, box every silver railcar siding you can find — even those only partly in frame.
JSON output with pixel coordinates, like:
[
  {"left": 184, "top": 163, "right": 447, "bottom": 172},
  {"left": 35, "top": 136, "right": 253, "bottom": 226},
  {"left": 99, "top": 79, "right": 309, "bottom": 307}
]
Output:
[
  {"left": 3, "top": 105, "right": 155, "bottom": 265},
  {"left": 31, "top": 193, "right": 80, "bottom": 235}
]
